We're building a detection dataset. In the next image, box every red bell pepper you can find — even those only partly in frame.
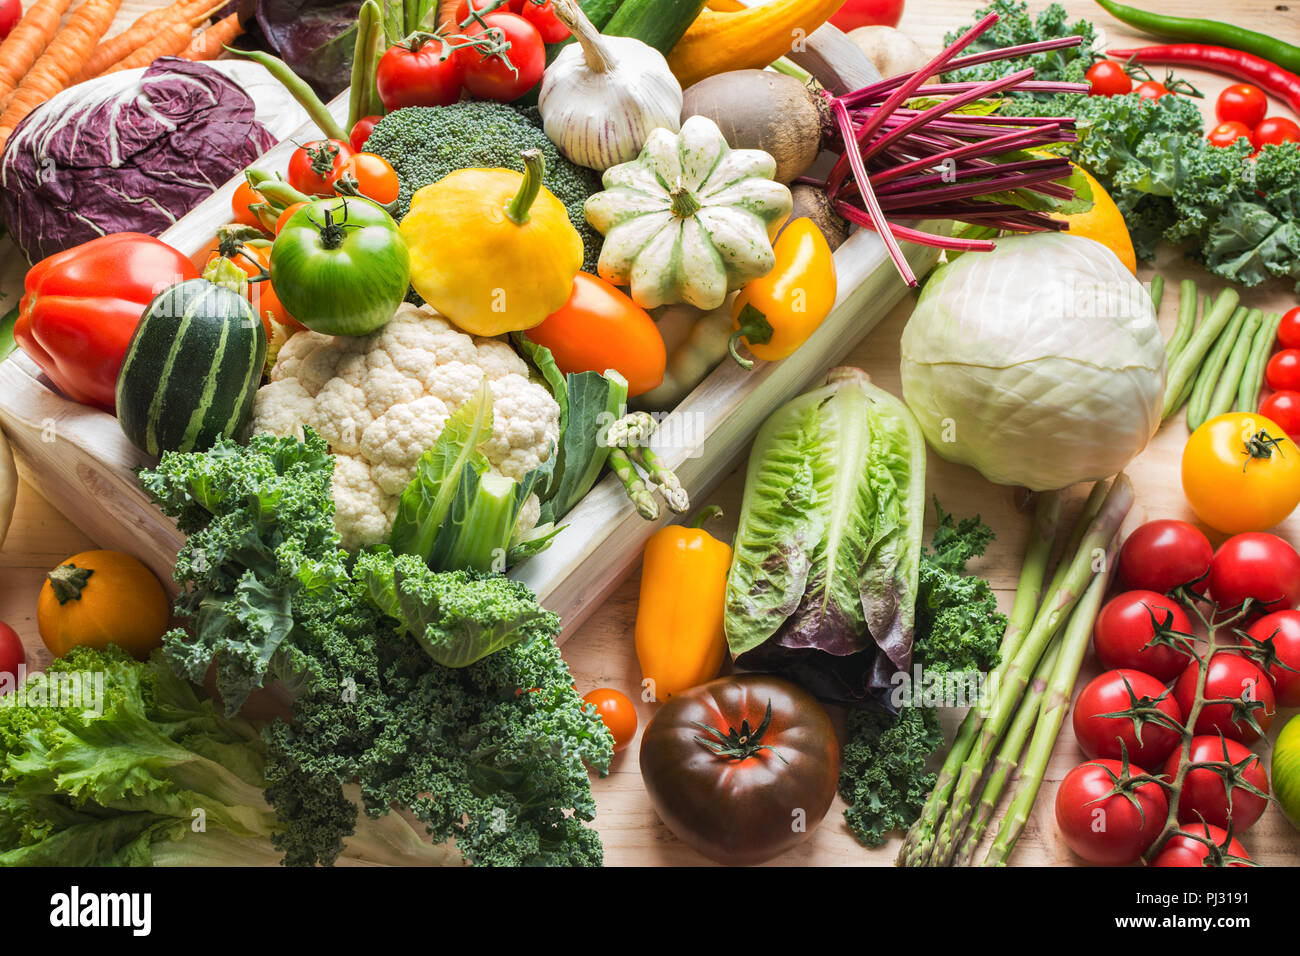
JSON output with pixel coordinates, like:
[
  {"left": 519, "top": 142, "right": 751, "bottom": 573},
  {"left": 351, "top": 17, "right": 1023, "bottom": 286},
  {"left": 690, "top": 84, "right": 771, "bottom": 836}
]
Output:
[{"left": 14, "top": 233, "right": 198, "bottom": 413}]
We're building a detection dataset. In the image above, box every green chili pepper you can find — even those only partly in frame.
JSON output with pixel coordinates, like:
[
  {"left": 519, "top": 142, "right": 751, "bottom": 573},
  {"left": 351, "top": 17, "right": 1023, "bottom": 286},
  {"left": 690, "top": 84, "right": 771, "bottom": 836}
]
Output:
[{"left": 1094, "top": 0, "right": 1300, "bottom": 75}]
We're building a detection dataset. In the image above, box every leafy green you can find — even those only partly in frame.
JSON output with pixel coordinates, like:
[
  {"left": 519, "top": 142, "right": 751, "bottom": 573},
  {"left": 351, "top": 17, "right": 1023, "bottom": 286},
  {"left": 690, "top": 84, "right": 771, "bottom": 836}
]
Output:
[
  {"left": 139, "top": 434, "right": 612, "bottom": 867},
  {"left": 941, "top": 0, "right": 1099, "bottom": 87},
  {"left": 838, "top": 505, "right": 1005, "bottom": 848}
]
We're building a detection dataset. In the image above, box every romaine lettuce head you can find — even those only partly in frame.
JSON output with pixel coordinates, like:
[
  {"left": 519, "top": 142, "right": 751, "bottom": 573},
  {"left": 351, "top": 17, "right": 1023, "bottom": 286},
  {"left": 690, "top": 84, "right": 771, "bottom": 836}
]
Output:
[{"left": 900, "top": 233, "right": 1165, "bottom": 491}]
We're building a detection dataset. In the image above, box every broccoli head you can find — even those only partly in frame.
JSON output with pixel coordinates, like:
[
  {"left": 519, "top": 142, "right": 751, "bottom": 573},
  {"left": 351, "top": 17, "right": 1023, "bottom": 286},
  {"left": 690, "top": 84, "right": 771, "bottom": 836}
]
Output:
[{"left": 365, "top": 101, "right": 604, "bottom": 272}]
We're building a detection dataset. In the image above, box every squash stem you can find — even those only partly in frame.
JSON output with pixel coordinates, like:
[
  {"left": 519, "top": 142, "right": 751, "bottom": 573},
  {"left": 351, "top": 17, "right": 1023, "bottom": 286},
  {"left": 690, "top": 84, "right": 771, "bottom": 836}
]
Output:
[
  {"left": 47, "top": 564, "right": 93, "bottom": 604},
  {"left": 668, "top": 181, "right": 701, "bottom": 219},
  {"left": 505, "top": 150, "right": 546, "bottom": 226}
]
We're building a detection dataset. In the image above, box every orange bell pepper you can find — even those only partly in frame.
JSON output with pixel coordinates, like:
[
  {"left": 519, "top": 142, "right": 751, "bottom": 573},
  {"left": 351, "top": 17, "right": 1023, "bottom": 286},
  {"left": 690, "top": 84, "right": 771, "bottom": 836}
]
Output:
[{"left": 634, "top": 506, "right": 732, "bottom": 701}]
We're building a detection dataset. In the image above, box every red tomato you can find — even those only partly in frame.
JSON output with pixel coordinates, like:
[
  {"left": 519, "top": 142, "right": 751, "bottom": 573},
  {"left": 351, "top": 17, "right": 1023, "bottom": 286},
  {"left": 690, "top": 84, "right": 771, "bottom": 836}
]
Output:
[
  {"left": 1246, "top": 609, "right": 1300, "bottom": 706},
  {"left": 519, "top": 0, "right": 569, "bottom": 42},
  {"left": 1151, "top": 824, "right": 1251, "bottom": 867},
  {"left": 376, "top": 38, "right": 465, "bottom": 110},
  {"left": 1278, "top": 306, "right": 1300, "bottom": 349},
  {"left": 231, "top": 181, "right": 269, "bottom": 232},
  {"left": 0, "top": 0, "right": 19, "bottom": 39},
  {"left": 287, "top": 140, "right": 353, "bottom": 197},
  {"left": 525, "top": 273, "right": 667, "bottom": 397},
  {"left": 1085, "top": 60, "right": 1133, "bottom": 97},
  {"left": 1134, "top": 80, "right": 1170, "bottom": 100},
  {"left": 582, "top": 687, "right": 637, "bottom": 752},
  {"left": 1259, "top": 391, "right": 1300, "bottom": 439},
  {"left": 1164, "top": 736, "right": 1269, "bottom": 831},
  {"left": 1208, "top": 532, "right": 1300, "bottom": 614},
  {"left": 349, "top": 115, "right": 383, "bottom": 153},
  {"left": 459, "top": 12, "right": 545, "bottom": 101},
  {"left": 1253, "top": 116, "right": 1300, "bottom": 150},
  {"left": 1073, "top": 669, "right": 1184, "bottom": 767},
  {"left": 1093, "top": 590, "right": 1194, "bottom": 682},
  {"left": 1208, "top": 120, "right": 1255, "bottom": 148},
  {"left": 1117, "top": 519, "right": 1213, "bottom": 597},
  {"left": 1174, "top": 653, "right": 1276, "bottom": 743},
  {"left": 1267, "top": 349, "right": 1300, "bottom": 392},
  {"left": 829, "top": 0, "right": 904, "bottom": 30},
  {"left": 1216, "top": 84, "right": 1268, "bottom": 129},
  {"left": 1055, "top": 759, "right": 1168, "bottom": 865},
  {"left": 335, "top": 152, "right": 400, "bottom": 205},
  {"left": 454, "top": 0, "right": 526, "bottom": 24},
  {"left": 0, "top": 621, "right": 25, "bottom": 694}
]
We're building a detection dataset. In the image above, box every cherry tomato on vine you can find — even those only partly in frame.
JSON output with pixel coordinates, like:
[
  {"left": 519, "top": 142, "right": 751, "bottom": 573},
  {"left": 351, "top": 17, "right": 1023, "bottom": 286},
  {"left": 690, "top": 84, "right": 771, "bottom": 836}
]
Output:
[
  {"left": 1246, "top": 609, "right": 1300, "bottom": 706},
  {"left": 1085, "top": 60, "right": 1132, "bottom": 97},
  {"left": 1094, "top": 590, "right": 1194, "bottom": 682},
  {"left": 375, "top": 38, "right": 465, "bottom": 110},
  {"left": 230, "top": 181, "right": 269, "bottom": 232},
  {"left": 275, "top": 201, "right": 308, "bottom": 235},
  {"left": 1208, "top": 532, "right": 1300, "bottom": 615},
  {"left": 1073, "top": 669, "right": 1184, "bottom": 767},
  {"left": 1278, "top": 307, "right": 1300, "bottom": 349},
  {"left": 334, "top": 152, "right": 400, "bottom": 205},
  {"left": 1208, "top": 120, "right": 1254, "bottom": 148},
  {"left": 349, "top": 115, "right": 383, "bottom": 152},
  {"left": 459, "top": 11, "right": 545, "bottom": 101},
  {"left": 1164, "top": 736, "right": 1269, "bottom": 832},
  {"left": 1259, "top": 391, "right": 1300, "bottom": 439},
  {"left": 1216, "top": 83, "right": 1268, "bottom": 129},
  {"left": 1134, "top": 80, "right": 1170, "bottom": 100},
  {"left": 1151, "top": 824, "right": 1251, "bottom": 867},
  {"left": 454, "top": 0, "right": 526, "bottom": 24},
  {"left": 519, "top": 0, "right": 569, "bottom": 42},
  {"left": 582, "top": 687, "right": 637, "bottom": 751},
  {"left": 1254, "top": 116, "right": 1300, "bottom": 150},
  {"left": 287, "top": 140, "right": 353, "bottom": 197},
  {"left": 1117, "top": 520, "right": 1212, "bottom": 598},
  {"left": 1267, "top": 349, "right": 1300, "bottom": 392},
  {"left": 1055, "top": 759, "right": 1168, "bottom": 865},
  {"left": 1182, "top": 412, "right": 1300, "bottom": 533},
  {"left": 1174, "top": 653, "right": 1276, "bottom": 744}
]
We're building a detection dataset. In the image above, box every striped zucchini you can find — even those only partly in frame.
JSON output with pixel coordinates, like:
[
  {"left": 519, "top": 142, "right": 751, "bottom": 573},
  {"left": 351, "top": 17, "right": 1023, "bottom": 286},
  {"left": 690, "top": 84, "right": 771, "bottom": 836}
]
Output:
[{"left": 116, "top": 278, "right": 267, "bottom": 457}]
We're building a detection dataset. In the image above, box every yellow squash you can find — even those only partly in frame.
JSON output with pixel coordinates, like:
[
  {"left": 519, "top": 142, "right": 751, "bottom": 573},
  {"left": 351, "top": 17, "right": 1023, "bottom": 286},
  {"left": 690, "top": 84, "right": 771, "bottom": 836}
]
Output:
[
  {"left": 634, "top": 507, "right": 732, "bottom": 701},
  {"left": 400, "top": 149, "right": 583, "bottom": 336},
  {"left": 37, "top": 550, "right": 170, "bottom": 659}
]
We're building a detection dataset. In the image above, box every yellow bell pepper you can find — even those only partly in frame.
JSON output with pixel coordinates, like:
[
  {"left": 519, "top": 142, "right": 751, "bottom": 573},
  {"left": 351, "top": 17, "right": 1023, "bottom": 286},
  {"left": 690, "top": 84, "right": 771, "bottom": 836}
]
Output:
[
  {"left": 728, "top": 217, "right": 837, "bottom": 368},
  {"left": 400, "top": 149, "right": 583, "bottom": 336},
  {"left": 634, "top": 506, "right": 732, "bottom": 701}
]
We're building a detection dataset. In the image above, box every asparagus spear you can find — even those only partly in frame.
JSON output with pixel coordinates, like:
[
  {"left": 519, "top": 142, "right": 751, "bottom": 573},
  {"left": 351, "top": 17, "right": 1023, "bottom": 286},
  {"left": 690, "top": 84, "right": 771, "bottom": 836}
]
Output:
[
  {"left": 629, "top": 445, "right": 689, "bottom": 514},
  {"left": 608, "top": 448, "right": 658, "bottom": 520},
  {"left": 982, "top": 538, "right": 1119, "bottom": 866},
  {"left": 605, "top": 411, "right": 657, "bottom": 448}
]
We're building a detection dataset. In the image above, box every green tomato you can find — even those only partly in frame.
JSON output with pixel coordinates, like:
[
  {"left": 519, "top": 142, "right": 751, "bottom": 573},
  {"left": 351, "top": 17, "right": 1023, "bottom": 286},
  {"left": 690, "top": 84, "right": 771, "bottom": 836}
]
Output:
[
  {"left": 270, "top": 196, "right": 410, "bottom": 335},
  {"left": 1274, "top": 714, "right": 1300, "bottom": 832}
]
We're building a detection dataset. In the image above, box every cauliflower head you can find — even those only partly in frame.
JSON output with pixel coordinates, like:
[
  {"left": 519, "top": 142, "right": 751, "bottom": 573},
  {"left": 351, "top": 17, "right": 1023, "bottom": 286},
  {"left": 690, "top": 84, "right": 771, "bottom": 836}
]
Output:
[{"left": 250, "top": 303, "right": 560, "bottom": 551}]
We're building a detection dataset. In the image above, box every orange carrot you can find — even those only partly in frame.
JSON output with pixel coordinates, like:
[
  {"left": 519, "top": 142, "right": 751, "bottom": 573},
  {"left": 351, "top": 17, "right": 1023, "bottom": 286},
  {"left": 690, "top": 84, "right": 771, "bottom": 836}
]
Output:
[
  {"left": 74, "top": 0, "right": 202, "bottom": 83},
  {"left": 180, "top": 12, "right": 243, "bottom": 61},
  {"left": 99, "top": 2, "right": 224, "bottom": 75},
  {"left": 0, "top": 0, "right": 123, "bottom": 144},
  {"left": 0, "top": 0, "right": 75, "bottom": 101}
]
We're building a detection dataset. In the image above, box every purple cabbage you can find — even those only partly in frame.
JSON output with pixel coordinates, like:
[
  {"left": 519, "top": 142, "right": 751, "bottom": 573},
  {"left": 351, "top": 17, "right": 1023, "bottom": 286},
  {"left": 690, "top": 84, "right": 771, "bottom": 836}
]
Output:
[{"left": 0, "top": 58, "right": 276, "bottom": 264}]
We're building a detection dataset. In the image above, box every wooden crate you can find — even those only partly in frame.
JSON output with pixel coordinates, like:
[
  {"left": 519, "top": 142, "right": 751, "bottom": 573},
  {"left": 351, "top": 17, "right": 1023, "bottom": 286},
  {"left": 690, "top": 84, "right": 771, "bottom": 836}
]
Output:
[{"left": 0, "top": 20, "right": 941, "bottom": 639}]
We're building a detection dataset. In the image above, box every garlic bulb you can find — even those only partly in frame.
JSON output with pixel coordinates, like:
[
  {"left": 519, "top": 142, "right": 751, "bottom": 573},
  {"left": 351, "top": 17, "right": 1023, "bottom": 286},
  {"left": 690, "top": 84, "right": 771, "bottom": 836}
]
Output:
[{"left": 539, "top": 0, "right": 683, "bottom": 172}]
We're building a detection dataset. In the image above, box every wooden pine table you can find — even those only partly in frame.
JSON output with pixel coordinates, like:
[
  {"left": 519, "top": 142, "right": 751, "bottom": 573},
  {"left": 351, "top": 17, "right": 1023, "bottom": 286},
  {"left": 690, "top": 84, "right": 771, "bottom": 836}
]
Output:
[{"left": 3, "top": 0, "right": 1300, "bottom": 867}]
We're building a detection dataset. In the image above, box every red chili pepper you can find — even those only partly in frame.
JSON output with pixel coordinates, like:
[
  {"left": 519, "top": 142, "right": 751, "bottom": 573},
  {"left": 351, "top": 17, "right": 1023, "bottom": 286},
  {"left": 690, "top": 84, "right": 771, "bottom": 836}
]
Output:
[
  {"left": 1109, "top": 44, "right": 1300, "bottom": 115},
  {"left": 15, "top": 233, "right": 198, "bottom": 412}
]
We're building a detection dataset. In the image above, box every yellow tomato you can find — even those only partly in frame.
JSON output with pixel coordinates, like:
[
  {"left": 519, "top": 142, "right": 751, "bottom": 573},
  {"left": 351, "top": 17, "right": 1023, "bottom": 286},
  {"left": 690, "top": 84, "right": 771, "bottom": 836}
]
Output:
[
  {"left": 1182, "top": 412, "right": 1300, "bottom": 533},
  {"left": 37, "top": 550, "right": 170, "bottom": 659},
  {"left": 1052, "top": 164, "right": 1137, "bottom": 275}
]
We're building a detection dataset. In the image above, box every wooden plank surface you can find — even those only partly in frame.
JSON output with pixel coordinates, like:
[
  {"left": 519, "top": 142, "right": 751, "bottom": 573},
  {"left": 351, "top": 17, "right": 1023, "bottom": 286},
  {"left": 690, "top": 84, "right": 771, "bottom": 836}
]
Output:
[{"left": 2, "top": 0, "right": 1300, "bottom": 868}]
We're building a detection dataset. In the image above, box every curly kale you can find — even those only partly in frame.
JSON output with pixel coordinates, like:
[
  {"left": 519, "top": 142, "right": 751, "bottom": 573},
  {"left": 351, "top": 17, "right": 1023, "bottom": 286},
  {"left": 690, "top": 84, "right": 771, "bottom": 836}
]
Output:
[
  {"left": 942, "top": 0, "right": 1099, "bottom": 87},
  {"left": 839, "top": 503, "right": 1004, "bottom": 848},
  {"left": 364, "top": 101, "right": 603, "bottom": 272},
  {"left": 139, "top": 433, "right": 613, "bottom": 867}
]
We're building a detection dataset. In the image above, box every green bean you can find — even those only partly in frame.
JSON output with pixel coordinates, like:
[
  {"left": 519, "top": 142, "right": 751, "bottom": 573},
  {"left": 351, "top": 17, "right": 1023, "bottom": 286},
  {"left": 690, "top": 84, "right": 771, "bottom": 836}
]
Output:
[
  {"left": 1239, "top": 311, "right": 1284, "bottom": 413},
  {"left": 1169, "top": 293, "right": 1217, "bottom": 417},
  {"left": 1164, "top": 279, "right": 1198, "bottom": 368},
  {"left": 349, "top": 1, "right": 385, "bottom": 130},
  {"left": 1187, "top": 305, "right": 1248, "bottom": 430},
  {"left": 1163, "top": 288, "right": 1240, "bottom": 421},
  {"left": 1206, "top": 309, "right": 1263, "bottom": 423},
  {"left": 1148, "top": 274, "right": 1165, "bottom": 312},
  {"left": 226, "top": 47, "right": 350, "bottom": 143}
]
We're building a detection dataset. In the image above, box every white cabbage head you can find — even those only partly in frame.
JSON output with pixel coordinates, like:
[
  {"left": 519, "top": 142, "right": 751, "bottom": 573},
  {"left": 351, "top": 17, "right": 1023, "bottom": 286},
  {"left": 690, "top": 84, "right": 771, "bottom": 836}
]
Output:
[{"left": 900, "top": 233, "right": 1165, "bottom": 491}]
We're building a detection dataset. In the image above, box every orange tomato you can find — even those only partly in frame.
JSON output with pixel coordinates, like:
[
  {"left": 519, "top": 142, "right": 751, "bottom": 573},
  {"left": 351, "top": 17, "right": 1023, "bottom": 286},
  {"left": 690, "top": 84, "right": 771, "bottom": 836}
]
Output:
[
  {"left": 526, "top": 273, "right": 666, "bottom": 396},
  {"left": 37, "top": 550, "right": 169, "bottom": 659},
  {"left": 275, "top": 201, "right": 308, "bottom": 235},
  {"left": 582, "top": 687, "right": 638, "bottom": 752},
  {"left": 336, "top": 152, "right": 400, "bottom": 205},
  {"left": 231, "top": 181, "right": 270, "bottom": 233},
  {"left": 205, "top": 245, "right": 304, "bottom": 337}
]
